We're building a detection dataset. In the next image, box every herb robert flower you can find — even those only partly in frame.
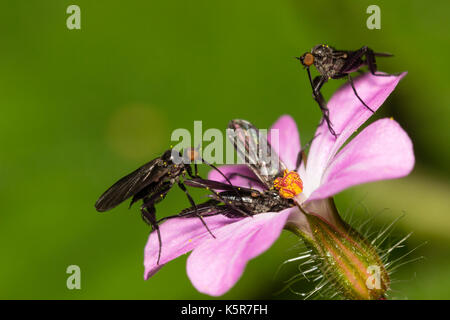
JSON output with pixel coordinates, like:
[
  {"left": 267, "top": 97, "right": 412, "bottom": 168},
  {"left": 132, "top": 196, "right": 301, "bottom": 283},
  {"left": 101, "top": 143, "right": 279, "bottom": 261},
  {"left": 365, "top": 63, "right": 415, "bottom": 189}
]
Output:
[{"left": 144, "top": 73, "right": 413, "bottom": 298}]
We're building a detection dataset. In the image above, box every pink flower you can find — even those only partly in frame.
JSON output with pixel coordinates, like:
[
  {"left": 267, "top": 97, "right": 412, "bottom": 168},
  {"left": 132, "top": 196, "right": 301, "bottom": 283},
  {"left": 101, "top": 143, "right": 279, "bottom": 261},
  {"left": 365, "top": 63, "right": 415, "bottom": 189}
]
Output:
[{"left": 143, "top": 72, "right": 414, "bottom": 297}]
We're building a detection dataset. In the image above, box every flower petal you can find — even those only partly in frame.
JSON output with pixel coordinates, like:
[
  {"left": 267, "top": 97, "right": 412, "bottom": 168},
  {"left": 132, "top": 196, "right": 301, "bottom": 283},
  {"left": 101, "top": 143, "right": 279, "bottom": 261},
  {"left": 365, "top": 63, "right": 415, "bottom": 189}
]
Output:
[
  {"left": 268, "top": 115, "right": 301, "bottom": 171},
  {"left": 307, "top": 118, "right": 414, "bottom": 201},
  {"left": 305, "top": 72, "right": 407, "bottom": 197},
  {"left": 186, "top": 208, "right": 294, "bottom": 296},
  {"left": 207, "top": 165, "right": 264, "bottom": 190},
  {"left": 144, "top": 214, "right": 239, "bottom": 279}
]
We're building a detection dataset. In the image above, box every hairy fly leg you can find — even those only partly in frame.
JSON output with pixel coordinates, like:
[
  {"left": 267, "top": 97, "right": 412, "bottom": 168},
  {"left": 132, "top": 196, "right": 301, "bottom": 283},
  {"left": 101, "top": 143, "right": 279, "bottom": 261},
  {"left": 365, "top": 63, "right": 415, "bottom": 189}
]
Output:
[
  {"left": 177, "top": 181, "right": 216, "bottom": 239},
  {"left": 140, "top": 201, "right": 163, "bottom": 264},
  {"left": 184, "top": 178, "right": 253, "bottom": 217},
  {"left": 139, "top": 183, "right": 174, "bottom": 264},
  {"left": 156, "top": 200, "right": 227, "bottom": 224},
  {"left": 307, "top": 73, "right": 337, "bottom": 137},
  {"left": 341, "top": 46, "right": 393, "bottom": 77},
  {"left": 184, "top": 147, "right": 247, "bottom": 201},
  {"left": 347, "top": 74, "right": 375, "bottom": 113},
  {"left": 330, "top": 70, "right": 375, "bottom": 113}
]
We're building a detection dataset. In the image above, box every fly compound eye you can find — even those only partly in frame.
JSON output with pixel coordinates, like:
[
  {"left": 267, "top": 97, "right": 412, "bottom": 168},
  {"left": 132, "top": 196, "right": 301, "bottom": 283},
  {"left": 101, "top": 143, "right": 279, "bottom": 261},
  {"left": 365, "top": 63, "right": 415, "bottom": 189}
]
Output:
[
  {"left": 301, "top": 53, "right": 314, "bottom": 67},
  {"left": 186, "top": 147, "right": 200, "bottom": 162}
]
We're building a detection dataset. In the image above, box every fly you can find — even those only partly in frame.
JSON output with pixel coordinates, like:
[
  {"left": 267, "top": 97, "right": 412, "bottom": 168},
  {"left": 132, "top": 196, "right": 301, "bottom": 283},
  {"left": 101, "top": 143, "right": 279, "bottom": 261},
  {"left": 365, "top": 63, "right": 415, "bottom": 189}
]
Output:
[
  {"left": 226, "top": 119, "right": 305, "bottom": 199},
  {"left": 95, "top": 147, "right": 235, "bottom": 264},
  {"left": 297, "top": 44, "right": 394, "bottom": 137},
  {"left": 158, "top": 178, "right": 295, "bottom": 223}
]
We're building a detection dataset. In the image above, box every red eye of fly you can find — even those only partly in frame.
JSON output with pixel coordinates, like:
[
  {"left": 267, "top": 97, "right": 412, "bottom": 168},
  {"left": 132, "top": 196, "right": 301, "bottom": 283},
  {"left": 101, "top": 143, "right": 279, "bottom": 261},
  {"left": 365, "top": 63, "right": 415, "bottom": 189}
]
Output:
[
  {"left": 303, "top": 53, "right": 314, "bottom": 66},
  {"left": 187, "top": 148, "right": 199, "bottom": 162}
]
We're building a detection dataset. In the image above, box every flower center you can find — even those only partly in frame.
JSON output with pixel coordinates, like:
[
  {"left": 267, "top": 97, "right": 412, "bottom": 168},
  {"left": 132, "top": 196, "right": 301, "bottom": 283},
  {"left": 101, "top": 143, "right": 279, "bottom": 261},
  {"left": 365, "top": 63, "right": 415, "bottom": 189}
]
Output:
[{"left": 273, "top": 170, "right": 303, "bottom": 199}]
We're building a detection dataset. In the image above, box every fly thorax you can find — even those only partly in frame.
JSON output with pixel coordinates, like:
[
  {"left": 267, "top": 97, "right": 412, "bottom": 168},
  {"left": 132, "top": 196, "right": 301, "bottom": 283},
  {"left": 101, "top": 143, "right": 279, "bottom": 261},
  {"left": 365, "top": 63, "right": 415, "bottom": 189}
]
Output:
[{"left": 312, "top": 45, "right": 343, "bottom": 78}]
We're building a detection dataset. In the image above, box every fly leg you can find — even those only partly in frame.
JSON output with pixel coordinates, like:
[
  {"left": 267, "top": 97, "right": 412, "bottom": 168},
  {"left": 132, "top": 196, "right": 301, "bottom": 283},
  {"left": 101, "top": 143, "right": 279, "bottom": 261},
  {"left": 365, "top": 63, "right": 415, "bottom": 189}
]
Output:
[
  {"left": 332, "top": 70, "right": 375, "bottom": 113},
  {"left": 365, "top": 48, "right": 395, "bottom": 77},
  {"left": 189, "top": 156, "right": 251, "bottom": 213},
  {"left": 186, "top": 156, "right": 240, "bottom": 192},
  {"left": 347, "top": 74, "right": 375, "bottom": 113},
  {"left": 342, "top": 46, "right": 393, "bottom": 77},
  {"left": 140, "top": 184, "right": 172, "bottom": 265},
  {"left": 141, "top": 201, "right": 163, "bottom": 265},
  {"left": 307, "top": 70, "right": 337, "bottom": 137},
  {"left": 185, "top": 179, "right": 253, "bottom": 218},
  {"left": 185, "top": 162, "right": 199, "bottom": 179},
  {"left": 336, "top": 47, "right": 377, "bottom": 112},
  {"left": 194, "top": 162, "right": 199, "bottom": 177},
  {"left": 156, "top": 200, "right": 238, "bottom": 225},
  {"left": 178, "top": 181, "right": 216, "bottom": 239}
]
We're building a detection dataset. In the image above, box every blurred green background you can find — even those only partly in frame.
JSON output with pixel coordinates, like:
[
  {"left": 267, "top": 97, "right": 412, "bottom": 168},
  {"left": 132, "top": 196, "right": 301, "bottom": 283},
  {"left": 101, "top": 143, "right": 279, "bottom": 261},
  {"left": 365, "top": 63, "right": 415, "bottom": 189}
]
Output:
[{"left": 0, "top": 0, "right": 449, "bottom": 299}]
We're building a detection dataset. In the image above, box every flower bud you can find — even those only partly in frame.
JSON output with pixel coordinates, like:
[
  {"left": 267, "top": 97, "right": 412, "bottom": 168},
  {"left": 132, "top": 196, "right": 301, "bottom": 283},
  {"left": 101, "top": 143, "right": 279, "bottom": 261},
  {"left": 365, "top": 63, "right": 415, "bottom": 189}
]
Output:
[{"left": 286, "top": 199, "right": 389, "bottom": 300}]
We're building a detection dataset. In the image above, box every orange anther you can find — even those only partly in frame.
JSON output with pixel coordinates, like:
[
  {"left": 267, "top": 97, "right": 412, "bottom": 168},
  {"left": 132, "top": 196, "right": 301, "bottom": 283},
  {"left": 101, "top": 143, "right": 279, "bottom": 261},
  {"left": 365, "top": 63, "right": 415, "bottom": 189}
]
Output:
[{"left": 273, "top": 170, "right": 303, "bottom": 199}]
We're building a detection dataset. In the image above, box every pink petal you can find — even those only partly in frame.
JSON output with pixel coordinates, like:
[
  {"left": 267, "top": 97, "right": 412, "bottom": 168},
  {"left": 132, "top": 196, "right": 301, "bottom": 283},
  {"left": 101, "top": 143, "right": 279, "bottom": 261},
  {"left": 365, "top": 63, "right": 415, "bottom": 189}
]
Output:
[
  {"left": 207, "top": 165, "right": 264, "bottom": 190},
  {"left": 267, "top": 115, "right": 301, "bottom": 171},
  {"left": 305, "top": 72, "right": 407, "bottom": 197},
  {"left": 308, "top": 118, "right": 414, "bottom": 201},
  {"left": 144, "top": 214, "right": 240, "bottom": 279},
  {"left": 186, "top": 207, "right": 295, "bottom": 296}
]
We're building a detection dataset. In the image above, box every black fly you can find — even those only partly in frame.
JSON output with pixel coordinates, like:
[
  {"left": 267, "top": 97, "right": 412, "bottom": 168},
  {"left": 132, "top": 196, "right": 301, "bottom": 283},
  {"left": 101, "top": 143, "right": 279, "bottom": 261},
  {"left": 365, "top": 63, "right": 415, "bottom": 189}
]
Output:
[
  {"left": 182, "top": 118, "right": 310, "bottom": 215},
  {"left": 117, "top": 119, "right": 308, "bottom": 263},
  {"left": 140, "top": 118, "right": 313, "bottom": 264},
  {"left": 297, "top": 44, "right": 394, "bottom": 137},
  {"left": 95, "top": 147, "right": 235, "bottom": 264},
  {"left": 156, "top": 119, "right": 300, "bottom": 225},
  {"left": 158, "top": 178, "right": 294, "bottom": 223},
  {"left": 226, "top": 119, "right": 288, "bottom": 188}
]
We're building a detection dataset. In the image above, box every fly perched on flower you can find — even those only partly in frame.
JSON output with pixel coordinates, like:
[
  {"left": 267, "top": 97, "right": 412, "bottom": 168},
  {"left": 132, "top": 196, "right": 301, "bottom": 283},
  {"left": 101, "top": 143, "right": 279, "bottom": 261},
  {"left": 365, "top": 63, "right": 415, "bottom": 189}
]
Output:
[
  {"left": 154, "top": 119, "right": 306, "bottom": 224},
  {"left": 158, "top": 178, "right": 294, "bottom": 223},
  {"left": 297, "top": 44, "right": 394, "bottom": 137},
  {"left": 151, "top": 119, "right": 311, "bottom": 251},
  {"left": 94, "top": 147, "right": 240, "bottom": 264},
  {"left": 144, "top": 72, "right": 414, "bottom": 299},
  {"left": 153, "top": 118, "right": 307, "bottom": 227},
  {"left": 226, "top": 118, "right": 305, "bottom": 200}
]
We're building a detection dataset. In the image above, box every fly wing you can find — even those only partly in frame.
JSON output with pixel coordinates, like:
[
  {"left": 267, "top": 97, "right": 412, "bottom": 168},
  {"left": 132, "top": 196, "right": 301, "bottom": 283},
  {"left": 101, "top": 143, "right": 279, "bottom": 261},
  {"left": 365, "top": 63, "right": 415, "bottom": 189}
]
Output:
[
  {"left": 227, "top": 119, "right": 287, "bottom": 188},
  {"left": 95, "top": 157, "right": 168, "bottom": 212}
]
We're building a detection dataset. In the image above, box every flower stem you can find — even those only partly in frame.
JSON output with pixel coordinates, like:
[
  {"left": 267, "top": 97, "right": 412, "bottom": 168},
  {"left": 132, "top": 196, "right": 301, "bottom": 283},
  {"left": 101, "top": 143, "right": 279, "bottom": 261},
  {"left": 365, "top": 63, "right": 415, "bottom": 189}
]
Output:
[{"left": 285, "top": 198, "right": 390, "bottom": 300}]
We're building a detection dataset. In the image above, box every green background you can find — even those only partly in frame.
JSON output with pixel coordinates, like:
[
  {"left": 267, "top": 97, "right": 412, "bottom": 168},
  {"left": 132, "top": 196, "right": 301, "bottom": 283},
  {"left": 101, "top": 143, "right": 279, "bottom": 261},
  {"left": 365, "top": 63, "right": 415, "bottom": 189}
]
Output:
[{"left": 0, "top": 0, "right": 449, "bottom": 299}]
